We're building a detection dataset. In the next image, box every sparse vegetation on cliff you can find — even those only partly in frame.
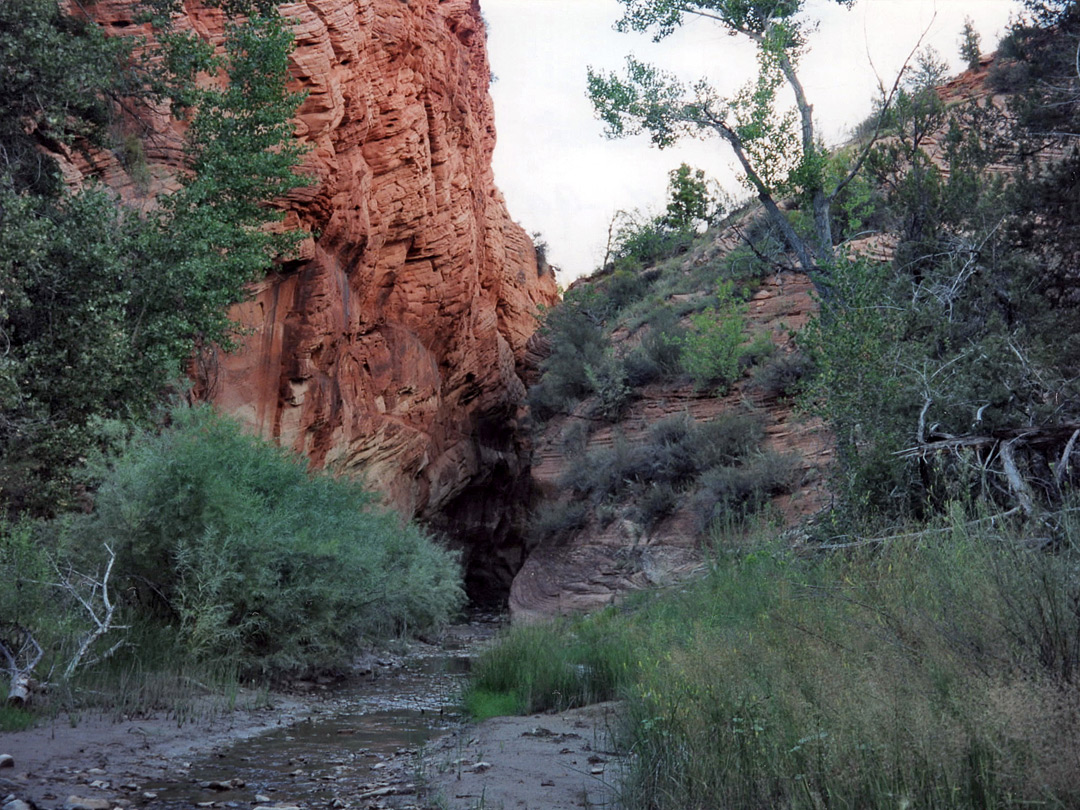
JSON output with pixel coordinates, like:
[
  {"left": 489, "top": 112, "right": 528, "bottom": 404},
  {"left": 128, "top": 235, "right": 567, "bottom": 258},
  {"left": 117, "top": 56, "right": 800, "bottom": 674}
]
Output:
[{"left": 490, "top": 2, "right": 1080, "bottom": 807}]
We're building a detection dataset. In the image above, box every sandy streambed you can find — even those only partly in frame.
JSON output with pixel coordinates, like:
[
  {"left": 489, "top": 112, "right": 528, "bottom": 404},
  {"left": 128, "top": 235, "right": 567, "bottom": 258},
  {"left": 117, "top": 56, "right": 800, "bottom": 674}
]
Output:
[{"left": 0, "top": 620, "right": 624, "bottom": 810}]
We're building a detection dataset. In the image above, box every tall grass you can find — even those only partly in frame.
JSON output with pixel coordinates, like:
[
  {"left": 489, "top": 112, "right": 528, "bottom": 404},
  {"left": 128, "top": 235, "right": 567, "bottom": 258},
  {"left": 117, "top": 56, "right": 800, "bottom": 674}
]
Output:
[{"left": 470, "top": 508, "right": 1080, "bottom": 808}]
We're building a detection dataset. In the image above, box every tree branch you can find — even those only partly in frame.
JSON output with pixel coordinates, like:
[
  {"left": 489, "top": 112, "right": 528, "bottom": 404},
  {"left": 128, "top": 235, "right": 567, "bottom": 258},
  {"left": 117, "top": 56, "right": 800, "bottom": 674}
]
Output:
[{"left": 828, "top": 15, "right": 936, "bottom": 204}]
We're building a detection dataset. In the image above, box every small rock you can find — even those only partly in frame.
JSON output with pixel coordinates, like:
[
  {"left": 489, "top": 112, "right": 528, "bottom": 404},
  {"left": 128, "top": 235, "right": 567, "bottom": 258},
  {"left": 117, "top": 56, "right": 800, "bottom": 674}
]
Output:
[
  {"left": 590, "top": 766, "right": 605, "bottom": 775},
  {"left": 253, "top": 796, "right": 271, "bottom": 804},
  {"left": 0, "top": 758, "right": 12, "bottom": 770},
  {"left": 63, "top": 797, "right": 111, "bottom": 810},
  {"left": 141, "top": 794, "right": 157, "bottom": 801},
  {"left": 3, "top": 799, "right": 33, "bottom": 810},
  {"left": 203, "top": 779, "right": 245, "bottom": 792},
  {"left": 471, "top": 762, "right": 491, "bottom": 773},
  {"left": 88, "top": 781, "right": 109, "bottom": 790},
  {"left": 541, "top": 780, "right": 555, "bottom": 787},
  {"left": 86, "top": 769, "right": 106, "bottom": 777},
  {"left": 356, "top": 787, "right": 395, "bottom": 800}
]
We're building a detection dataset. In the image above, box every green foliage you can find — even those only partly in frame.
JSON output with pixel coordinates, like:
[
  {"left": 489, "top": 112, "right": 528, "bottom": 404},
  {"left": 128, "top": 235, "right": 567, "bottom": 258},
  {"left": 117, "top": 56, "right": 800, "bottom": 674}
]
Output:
[
  {"left": 0, "top": 0, "right": 136, "bottom": 197},
  {"left": 464, "top": 616, "right": 637, "bottom": 716},
  {"left": 0, "top": 5, "right": 307, "bottom": 515},
  {"left": 807, "top": 23, "right": 1080, "bottom": 523},
  {"left": 528, "top": 291, "right": 610, "bottom": 420},
  {"left": 662, "top": 163, "right": 720, "bottom": 230},
  {"left": 959, "top": 16, "right": 982, "bottom": 70},
  {"left": 471, "top": 510, "right": 1080, "bottom": 808},
  {"left": 749, "top": 349, "right": 813, "bottom": 400},
  {"left": 551, "top": 411, "right": 787, "bottom": 536},
  {"left": 680, "top": 279, "right": 750, "bottom": 391},
  {"left": 608, "top": 208, "right": 694, "bottom": 269},
  {"left": 69, "top": 405, "right": 463, "bottom": 678}
]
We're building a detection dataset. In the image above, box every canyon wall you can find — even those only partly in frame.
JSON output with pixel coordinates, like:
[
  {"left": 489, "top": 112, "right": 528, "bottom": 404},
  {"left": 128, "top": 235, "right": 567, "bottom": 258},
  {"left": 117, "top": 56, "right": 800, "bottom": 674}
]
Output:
[{"left": 65, "top": 0, "right": 559, "bottom": 596}]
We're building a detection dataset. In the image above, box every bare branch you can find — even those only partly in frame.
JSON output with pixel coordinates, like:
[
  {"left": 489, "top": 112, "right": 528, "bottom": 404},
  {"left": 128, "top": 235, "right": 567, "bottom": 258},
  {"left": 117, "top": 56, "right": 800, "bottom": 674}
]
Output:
[
  {"left": 829, "top": 14, "right": 937, "bottom": 204},
  {"left": 1055, "top": 428, "right": 1080, "bottom": 487},
  {"left": 1000, "top": 436, "right": 1037, "bottom": 516}
]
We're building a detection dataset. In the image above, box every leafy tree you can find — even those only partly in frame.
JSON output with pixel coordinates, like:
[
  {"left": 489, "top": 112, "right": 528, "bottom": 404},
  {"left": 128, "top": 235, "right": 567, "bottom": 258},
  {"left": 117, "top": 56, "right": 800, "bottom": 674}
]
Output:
[
  {"left": 959, "top": 16, "right": 982, "bottom": 70},
  {"left": 662, "top": 163, "right": 720, "bottom": 230},
  {"left": 0, "top": 3, "right": 307, "bottom": 514},
  {"left": 587, "top": 0, "right": 897, "bottom": 285}
]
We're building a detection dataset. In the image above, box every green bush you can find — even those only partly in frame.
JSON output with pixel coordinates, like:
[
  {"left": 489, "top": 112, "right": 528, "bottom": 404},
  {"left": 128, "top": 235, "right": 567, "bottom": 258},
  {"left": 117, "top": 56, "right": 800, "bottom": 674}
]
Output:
[
  {"left": 623, "top": 312, "right": 686, "bottom": 386},
  {"left": 528, "top": 290, "right": 610, "bottom": 421},
  {"left": 585, "top": 353, "right": 633, "bottom": 421},
  {"left": 749, "top": 350, "right": 813, "bottom": 399},
  {"left": 691, "top": 451, "right": 795, "bottom": 530},
  {"left": 71, "top": 405, "right": 463, "bottom": 678},
  {"left": 529, "top": 500, "right": 589, "bottom": 546},
  {"left": 464, "top": 616, "right": 637, "bottom": 716},
  {"left": 681, "top": 280, "right": 750, "bottom": 391}
]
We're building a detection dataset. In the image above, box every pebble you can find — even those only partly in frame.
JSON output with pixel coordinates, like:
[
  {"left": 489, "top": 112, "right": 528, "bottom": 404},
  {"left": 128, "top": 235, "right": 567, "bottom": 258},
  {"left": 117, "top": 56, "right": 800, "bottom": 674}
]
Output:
[
  {"left": 470, "top": 762, "right": 492, "bottom": 773},
  {"left": 3, "top": 800, "right": 33, "bottom": 810},
  {"left": 253, "top": 796, "right": 271, "bottom": 804},
  {"left": 0, "top": 758, "right": 12, "bottom": 770}
]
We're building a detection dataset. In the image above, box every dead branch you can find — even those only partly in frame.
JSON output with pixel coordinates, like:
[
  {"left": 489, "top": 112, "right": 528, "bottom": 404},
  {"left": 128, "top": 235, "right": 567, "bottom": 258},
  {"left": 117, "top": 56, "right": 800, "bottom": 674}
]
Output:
[
  {"left": 1000, "top": 435, "right": 1037, "bottom": 516},
  {"left": 1, "top": 625, "right": 43, "bottom": 706},
  {"left": 1055, "top": 428, "right": 1080, "bottom": 487},
  {"left": 57, "top": 543, "right": 128, "bottom": 680}
]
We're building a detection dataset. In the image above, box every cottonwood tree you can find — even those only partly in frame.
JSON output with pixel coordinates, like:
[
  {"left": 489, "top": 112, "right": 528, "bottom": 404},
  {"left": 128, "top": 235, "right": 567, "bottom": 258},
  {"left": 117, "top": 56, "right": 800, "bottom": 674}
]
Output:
[{"left": 587, "top": 0, "right": 915, "bottom": 287}]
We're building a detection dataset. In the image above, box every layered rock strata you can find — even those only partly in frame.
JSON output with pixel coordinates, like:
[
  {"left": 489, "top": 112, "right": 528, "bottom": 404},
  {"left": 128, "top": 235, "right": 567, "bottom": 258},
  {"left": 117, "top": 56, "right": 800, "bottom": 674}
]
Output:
[
  {"left": 511, "top": 268, "right": 830, "bottom": 620},
  {"left": 63, "top": 0, "right": 559, "bottom": 597}
]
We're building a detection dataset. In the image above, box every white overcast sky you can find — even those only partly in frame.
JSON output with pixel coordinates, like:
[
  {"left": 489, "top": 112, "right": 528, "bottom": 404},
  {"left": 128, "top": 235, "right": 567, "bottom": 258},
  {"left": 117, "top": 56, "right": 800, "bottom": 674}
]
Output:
[{"left": 480, "top": 0, "right": 1021, "bottom": 281}]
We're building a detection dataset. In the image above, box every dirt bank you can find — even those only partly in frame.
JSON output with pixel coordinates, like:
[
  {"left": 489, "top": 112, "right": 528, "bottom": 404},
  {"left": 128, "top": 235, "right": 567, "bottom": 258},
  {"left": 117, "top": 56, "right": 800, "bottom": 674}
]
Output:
[{"left": 419, "top": 703, "right": 624, "bottom": 810}]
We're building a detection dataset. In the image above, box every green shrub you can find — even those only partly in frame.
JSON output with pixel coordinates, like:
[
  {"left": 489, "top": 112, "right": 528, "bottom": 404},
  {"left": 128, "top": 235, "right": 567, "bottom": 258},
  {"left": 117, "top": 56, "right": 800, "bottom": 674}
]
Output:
[
  {"left": 623, "top": 314, "right": 686, "bottom": 386},
  {"left": 529, "top": 500, "right": 588, "bottom": 546},
  {"left": 749, "top": 349, "right": 813, "bottom": 399},
  {"left": 71, "top": 404, "right": 463, "bottom": 679},
  {"left": 633, "top": 482, "right": 679, "bottom": 530},
  {"left": 529, "top": 290, "right": 610, "bottom": 421},
  {"left": 585, "top": 353, "right": 633, "bottom": 421},
  {"left": 736, "top": 331, "right": 776, "bottom": 371},
  {"left": 681, "top": 279, "right": 750, "bottom": 391},
  {"left": 691, "top": 451, "right": 795, "bottom": 530},
  {"left": 471, "top": 511, "right": 1080, "bottom": 808}
]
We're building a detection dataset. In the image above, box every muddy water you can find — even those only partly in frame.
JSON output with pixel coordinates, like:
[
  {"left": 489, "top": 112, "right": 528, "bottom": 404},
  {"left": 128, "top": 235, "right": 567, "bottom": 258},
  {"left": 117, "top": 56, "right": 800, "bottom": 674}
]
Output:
[{"left": 145, "top": 630, "right": 487, "bottom": 809}]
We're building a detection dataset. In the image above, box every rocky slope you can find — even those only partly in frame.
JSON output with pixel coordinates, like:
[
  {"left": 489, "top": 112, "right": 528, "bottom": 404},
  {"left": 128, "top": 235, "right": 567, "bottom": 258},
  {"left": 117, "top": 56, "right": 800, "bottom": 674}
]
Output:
[
  {"left": 60, "top": 0, "right": 559, "bottom": 597},
  {"left": 512, "top": 255, "right": 830, "bottom": 620}
]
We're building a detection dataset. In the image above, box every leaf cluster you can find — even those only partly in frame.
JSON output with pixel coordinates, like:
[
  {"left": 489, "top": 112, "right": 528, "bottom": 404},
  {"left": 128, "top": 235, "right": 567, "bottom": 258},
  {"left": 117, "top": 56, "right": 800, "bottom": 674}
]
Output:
[
  {"left": 0, "top": 5, "right": 308, "bottom": 515},
  {"left": 66, "top": 405, "right": 463, "bottom": 678}
]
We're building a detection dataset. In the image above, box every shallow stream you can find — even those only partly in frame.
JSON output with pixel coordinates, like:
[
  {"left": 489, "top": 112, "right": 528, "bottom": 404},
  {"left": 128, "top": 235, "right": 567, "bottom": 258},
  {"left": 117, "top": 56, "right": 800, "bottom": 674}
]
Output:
[{"left": 144, "top": 624, "right": 489, "bottom": 809}]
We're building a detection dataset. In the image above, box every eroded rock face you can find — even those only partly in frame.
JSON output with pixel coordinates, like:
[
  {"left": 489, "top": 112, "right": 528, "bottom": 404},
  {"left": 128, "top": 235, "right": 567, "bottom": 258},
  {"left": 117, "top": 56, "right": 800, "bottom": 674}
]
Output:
[
  {"left": 510, "top": 267, "right": 830, "bottom": 621},
  {"left": 66, "top": 0, "right": 559, "bottom": 597}
]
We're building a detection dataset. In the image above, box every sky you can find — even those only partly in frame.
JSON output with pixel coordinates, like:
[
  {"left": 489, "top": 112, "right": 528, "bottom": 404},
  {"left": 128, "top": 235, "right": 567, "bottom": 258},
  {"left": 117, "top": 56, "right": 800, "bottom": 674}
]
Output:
[{"left": 480, "top": 0, "right": 1022, "bottom": 281}]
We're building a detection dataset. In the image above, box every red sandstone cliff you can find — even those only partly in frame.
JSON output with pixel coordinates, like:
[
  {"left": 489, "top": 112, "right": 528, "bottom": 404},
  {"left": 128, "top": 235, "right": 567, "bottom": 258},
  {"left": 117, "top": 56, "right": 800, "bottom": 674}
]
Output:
[{"left": 61, "top": 0, "right": 559, "bottom": 595}]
